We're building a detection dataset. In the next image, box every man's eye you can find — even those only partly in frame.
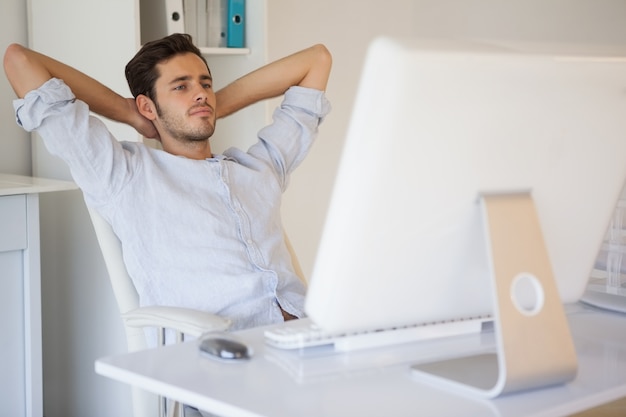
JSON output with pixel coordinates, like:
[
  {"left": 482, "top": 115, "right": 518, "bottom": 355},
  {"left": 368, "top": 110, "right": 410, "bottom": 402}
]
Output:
[
  {"left": 203, "top": 83, "right": 212, "bottom": 89},
  {"left": 174, "top": 85, "right": 185, "bottom": 91}
]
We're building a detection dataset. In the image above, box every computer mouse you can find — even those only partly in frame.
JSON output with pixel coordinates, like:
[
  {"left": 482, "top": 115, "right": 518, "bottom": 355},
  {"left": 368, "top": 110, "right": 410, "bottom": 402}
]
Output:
[{"left": 198, "top": 334, "right": 251, "bottom": 361}]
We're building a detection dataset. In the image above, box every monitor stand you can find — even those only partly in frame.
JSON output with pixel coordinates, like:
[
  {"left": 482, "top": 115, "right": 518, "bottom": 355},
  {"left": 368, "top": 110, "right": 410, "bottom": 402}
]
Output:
[{"left": 411, "top": 192, "right": 578, "bottom": 398}]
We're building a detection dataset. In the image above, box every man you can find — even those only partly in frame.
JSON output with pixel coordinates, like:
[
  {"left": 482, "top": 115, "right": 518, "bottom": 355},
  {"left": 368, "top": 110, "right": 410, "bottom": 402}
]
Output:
[{"left": 4, "top": 34, "right": 332, "bottom": 331}]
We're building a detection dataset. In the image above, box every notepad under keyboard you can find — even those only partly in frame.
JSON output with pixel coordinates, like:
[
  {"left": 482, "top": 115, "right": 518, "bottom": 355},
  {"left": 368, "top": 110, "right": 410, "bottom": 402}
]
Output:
[{"left": 264, "top": 317, "right": 490, "bottom": 352}]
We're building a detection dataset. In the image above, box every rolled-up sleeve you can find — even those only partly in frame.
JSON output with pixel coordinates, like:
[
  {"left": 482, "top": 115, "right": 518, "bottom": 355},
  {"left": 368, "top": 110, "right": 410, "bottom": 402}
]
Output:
[
  {"left": 13, "top": 78, "right": 137, "bottom": 206},
  {"left": 13, "top": 78, "right": 77, "bottom": 131},
  {"left": 250, "top": 86, "right": 331, "bottom": 189}
]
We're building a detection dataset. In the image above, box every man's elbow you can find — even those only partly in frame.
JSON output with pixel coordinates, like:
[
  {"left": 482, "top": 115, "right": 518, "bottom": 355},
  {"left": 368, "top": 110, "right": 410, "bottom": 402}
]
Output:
[
  {"left": 4, "top": 43, "right": 25, "bottom": 76},
  {"left": 313, "top": 43, "right": 332, "bottom": 61},
  {"left": 302, "top": 44, "right": 332, "bottom": 91},
  {"left": 312, "top": 43, "right": 332, "bottom": 73},
  {"left": 3, "top": 43, "right": 51, "bottom": 98},
  {"left": 4, "top": 43, "right": 31, "bottom": 97}
]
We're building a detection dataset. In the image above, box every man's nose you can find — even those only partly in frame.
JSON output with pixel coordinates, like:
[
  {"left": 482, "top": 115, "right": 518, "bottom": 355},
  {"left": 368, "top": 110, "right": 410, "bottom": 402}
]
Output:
[
  {"left": 193, "top": 84, "right": 208, "bottom": 102},
  {"left": 194, "top": 92, "right": 207, "bottom": 102}
]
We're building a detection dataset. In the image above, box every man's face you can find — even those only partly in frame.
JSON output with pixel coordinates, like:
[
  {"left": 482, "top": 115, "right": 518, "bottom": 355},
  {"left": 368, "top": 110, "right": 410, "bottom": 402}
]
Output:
[{"left": 152, "top": 52, "right": 217, "bottom": 143}]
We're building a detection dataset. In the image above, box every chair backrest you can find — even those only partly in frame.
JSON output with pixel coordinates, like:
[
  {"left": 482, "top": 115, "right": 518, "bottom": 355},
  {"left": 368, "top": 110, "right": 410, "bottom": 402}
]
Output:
[
  {"left": 87, "top": 206, "right": 158, "bottom": 417},
  {"left": 87, "top": 207, "right": 149, "bottom": 352}
]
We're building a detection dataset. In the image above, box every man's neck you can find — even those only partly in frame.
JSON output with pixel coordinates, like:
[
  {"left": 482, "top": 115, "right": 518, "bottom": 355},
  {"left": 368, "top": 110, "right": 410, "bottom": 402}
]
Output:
[{"left": 162, "top": 139, "right": 213, "bottom": 160}]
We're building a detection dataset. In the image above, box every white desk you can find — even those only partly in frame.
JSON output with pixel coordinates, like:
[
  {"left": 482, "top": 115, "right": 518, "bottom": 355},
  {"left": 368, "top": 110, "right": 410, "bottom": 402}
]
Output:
[
  {"left": 0, "top": 173, "right": 77, "bottom": 417},
  {"left": 96, "top": 303, "right": 626, "bottom": 417}
]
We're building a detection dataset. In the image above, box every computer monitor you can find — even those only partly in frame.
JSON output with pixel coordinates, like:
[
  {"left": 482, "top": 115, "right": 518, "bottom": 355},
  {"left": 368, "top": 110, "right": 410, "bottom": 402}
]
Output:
[{"left": 305, "top": 37, "right": 626, "bottom": 335}]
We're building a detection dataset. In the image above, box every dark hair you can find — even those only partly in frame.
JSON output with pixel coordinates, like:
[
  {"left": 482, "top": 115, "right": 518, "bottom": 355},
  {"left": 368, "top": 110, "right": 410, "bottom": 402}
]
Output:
[{"left": 125, "top": 33, "right": 209, "bottom": 100}]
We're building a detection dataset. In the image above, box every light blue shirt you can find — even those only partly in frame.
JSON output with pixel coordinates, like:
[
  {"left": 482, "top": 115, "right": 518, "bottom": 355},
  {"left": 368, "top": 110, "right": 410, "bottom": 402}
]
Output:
[{"left": 14, "top": 78, "right": 331, "bottom": 331}]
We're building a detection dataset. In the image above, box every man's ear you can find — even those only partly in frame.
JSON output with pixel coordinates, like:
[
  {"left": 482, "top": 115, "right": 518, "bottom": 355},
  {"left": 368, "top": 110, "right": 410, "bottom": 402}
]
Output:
[{"left": 136, "top": 94, "right": 158, "bottom": 121}]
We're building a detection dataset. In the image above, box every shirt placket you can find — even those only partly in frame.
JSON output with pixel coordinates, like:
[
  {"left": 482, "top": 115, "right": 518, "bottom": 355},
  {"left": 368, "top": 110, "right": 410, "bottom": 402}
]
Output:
[{"left": 218, "top": 160, "right": 265, "bottom": 269}]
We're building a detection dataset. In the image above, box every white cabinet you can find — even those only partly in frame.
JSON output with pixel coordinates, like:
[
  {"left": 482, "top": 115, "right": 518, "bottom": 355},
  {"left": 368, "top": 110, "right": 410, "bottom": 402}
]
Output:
[
  {"left": 0, "top": 174, "right": 76, "bottom": 417},
  {"left": 0, "top": 194, "right": 28, "bottom": 417}
]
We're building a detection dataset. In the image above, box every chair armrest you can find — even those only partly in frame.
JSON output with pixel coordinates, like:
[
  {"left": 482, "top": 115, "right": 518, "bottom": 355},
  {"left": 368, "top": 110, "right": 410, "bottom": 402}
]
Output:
[{"left": 121, "top": 306, "right": 231, "bottom": 337}]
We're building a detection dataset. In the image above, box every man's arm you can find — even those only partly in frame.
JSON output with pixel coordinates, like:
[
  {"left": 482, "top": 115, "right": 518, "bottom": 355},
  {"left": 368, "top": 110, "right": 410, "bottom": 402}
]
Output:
[
  {"left": 3, "top": 43, "right": 157, "bottom": 138},
  {"left": 215, "top": 44, "right": 332, "bottom": 119}
]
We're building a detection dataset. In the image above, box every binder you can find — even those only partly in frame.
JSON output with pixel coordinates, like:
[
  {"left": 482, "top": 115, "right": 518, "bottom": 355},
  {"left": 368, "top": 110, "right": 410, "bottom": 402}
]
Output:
[
  {"left": 227, "top": 0, "right": 245, "bottom": 48},
  {"left": 194, "top": 0, "right": 207, "bottom": 47},
  {"left": 165, "top": 0, "right": 185, "bottom": 35},
  {"left": 140, "top": 0, "right": 185, "bottom": 42},
  {"left": 184, "top": 0, "right": 226, "bottom": 48},
  {"left": 207, "top": 0, "right": 227, "bottom": 48},
  {"left": 183, "top": 0, "right": 198, "bottom": 43}
]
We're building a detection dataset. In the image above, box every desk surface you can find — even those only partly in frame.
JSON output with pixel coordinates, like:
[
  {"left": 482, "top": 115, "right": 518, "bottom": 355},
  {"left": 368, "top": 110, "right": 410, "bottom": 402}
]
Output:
[
  {"left": 96, "top": 304, "right": 626, "bottom": 417},
  {"left": 0, "top": 173, "right": 76, "bottom": 196}
]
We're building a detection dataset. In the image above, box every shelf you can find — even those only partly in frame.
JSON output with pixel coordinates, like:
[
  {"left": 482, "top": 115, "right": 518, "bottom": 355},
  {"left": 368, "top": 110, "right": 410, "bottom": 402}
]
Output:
[{"left": 200, "top": 47, "right": 250, "bottom": 56}]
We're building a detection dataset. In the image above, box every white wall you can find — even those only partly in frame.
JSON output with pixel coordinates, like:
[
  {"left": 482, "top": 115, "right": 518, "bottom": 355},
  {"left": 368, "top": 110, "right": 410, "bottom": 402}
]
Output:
[
  {"left": 2, "top": 1, "right": 626, "bottom": 416},
  {"left": 270, "top": 0, "right": 626, "bottom": 278},
  {"left": 0, "top": 0, "right": 31, "bottom": 176}
]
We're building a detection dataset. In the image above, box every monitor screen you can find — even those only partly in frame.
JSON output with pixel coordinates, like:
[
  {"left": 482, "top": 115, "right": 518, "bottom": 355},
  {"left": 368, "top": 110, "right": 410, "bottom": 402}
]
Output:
[{"left": 306, "top": 37, "right": 626, "bottom": 333}]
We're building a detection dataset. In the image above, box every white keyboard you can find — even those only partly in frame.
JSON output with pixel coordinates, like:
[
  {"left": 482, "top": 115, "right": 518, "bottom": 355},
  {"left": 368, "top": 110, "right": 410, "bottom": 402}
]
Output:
[{"left": 264, "top": 317, "right": 490, "bottom": 352}]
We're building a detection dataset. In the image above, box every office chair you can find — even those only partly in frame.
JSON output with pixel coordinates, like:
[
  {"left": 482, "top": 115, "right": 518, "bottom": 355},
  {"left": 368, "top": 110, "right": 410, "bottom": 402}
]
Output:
[
  {"left": 87, "top": 206, "right": 231, "bottom": 417},
  {"left": 88, "top": 206, "right": 307, "bottom": 417}
]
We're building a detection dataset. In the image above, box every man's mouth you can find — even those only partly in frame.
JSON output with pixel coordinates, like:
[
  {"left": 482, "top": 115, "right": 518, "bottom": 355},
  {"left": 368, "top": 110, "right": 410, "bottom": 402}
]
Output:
[{"left": 189, "top": 106, "right": 214, "bottom": 117}]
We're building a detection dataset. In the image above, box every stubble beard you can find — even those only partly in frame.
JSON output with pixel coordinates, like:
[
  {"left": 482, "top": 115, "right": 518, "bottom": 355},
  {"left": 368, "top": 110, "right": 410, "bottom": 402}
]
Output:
[{"left": 156, "top": 101, "right": 216, "bottom": 143}]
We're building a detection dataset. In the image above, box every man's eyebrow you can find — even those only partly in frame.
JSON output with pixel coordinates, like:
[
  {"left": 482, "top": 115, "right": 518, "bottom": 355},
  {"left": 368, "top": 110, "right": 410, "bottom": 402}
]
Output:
[
  {"left": 168, "top": 74, "right": 213, "bottom": 84},
  {"left": 169, "top": 75, "right": 190, "bottom": 85}
]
